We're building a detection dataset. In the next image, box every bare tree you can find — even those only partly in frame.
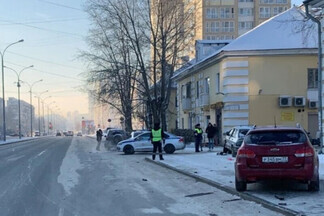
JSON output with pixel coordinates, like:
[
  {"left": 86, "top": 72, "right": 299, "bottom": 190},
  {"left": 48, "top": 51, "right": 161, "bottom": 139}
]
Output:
[
  {"left": 81, "top": 1, "right": 139, "bottom": 132},
  {"left": 84, "top": 0, "right": 196, "bottom": 130}
]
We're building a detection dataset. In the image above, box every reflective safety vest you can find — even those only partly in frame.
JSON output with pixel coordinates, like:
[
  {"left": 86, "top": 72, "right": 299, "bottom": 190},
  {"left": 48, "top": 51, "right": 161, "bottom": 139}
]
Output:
[
  {"left": 195, "top": 128, "right": 202, "bottom": 134},
  {"left": 152, "top": 129, "right": 162, "bottom": 142}
]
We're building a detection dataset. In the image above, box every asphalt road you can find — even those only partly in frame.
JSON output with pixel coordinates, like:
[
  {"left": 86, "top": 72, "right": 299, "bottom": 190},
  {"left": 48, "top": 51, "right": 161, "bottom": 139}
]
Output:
[{"left": 0, "top": 137, "right": 283, "bottom": 216}]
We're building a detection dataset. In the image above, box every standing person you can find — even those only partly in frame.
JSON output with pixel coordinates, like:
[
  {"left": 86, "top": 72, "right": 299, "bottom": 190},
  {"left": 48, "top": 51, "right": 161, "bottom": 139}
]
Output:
[
  {"left": 205, "top": 123, "right": 215, "bottom": 151},
  {"left": 96, "top": 129, "right": 103, "bottom": 151},
  {"left": 150, "top": 122, "right": 165, "bottom": 160},
  {"left": 194, "top": 124, "right": 203, "bottom": 152}
]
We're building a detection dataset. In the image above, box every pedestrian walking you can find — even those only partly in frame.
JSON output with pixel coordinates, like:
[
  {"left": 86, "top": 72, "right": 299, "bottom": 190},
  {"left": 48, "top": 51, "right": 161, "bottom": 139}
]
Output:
[
  {"left": 194, "top": 124, "right": 203, "bottom": 152},
  {"left": 150, "top": 122, "right": 165, "bottom": 160},
  {"left": 96, "top": 129, "right": 103, "bottom": 151},
  {"left": 205, "top": 123, "right": 216, "bottom": 151}
]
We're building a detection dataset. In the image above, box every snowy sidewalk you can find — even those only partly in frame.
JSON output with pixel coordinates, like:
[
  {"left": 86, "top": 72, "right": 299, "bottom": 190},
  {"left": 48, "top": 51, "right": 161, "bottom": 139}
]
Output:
[
  {"left": 0, "top": 137, "right": 39, "bottom": 145},
  {"left": 148, "top": 145, "right": 324, "bottom": 216}
]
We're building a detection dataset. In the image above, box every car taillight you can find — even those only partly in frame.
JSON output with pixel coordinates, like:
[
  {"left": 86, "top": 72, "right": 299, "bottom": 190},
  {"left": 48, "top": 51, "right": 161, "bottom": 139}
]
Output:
[
  {"left": 237, "top": 149, "right": 255, "bottom": 158},
  {"left": 179, "top": 137, "right": 184, "bottom": 142},
  {"left": 295, "top": 147, "right": 314, "bottom": 157}
]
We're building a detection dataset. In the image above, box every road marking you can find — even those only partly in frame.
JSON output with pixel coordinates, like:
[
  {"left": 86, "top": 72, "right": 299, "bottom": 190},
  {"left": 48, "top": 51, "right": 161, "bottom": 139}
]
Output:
[
  {"left": 37, "top": 150, "right": 46, "bottom": 157},
  {"left": 59, "top": 207, "right": 64, "bottom": 216},
  {"left": 7, "top": 155, "right": 24, "bottom": 162}
]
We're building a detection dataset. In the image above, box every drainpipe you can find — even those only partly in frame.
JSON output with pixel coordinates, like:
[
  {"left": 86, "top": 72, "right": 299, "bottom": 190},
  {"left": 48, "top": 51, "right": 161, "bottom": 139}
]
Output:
[{"left": 305, "top": 3, "right": 323, "bottom": 153}]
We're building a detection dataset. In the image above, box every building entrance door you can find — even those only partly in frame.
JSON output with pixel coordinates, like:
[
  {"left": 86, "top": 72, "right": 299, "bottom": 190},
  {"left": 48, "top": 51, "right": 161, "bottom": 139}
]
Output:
[{"left": 308, "top": 113, "right": 318, "bottom": 139}]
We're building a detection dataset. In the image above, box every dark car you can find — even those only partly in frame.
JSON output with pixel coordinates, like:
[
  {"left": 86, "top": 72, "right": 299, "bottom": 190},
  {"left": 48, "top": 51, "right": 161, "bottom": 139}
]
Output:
[
  {"left": 105, "top": 129, "right": 128, "bottom": 144},
  {"left": 235, "top": 125, "right": 319, "bottom": 192},
  {"left": 56, "top": 132, "right": 62, "bottom": 136}
]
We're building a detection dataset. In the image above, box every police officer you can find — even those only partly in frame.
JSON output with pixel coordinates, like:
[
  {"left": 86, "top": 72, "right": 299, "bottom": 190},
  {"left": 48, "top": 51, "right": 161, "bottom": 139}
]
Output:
[
  {"left": 150, "top": 122, "right": 165, "bottom": 160},
  {"left": 194, "top": 124, "right": 203, "bottom": 152}
]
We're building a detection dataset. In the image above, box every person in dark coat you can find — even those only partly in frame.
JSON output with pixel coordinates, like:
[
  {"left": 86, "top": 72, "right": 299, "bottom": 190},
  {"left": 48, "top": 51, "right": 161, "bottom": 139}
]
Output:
[
  {"left": 205, "top": 123, "right": 216, "bottom": 151},
  {"left": 194, "top": 124, "right": 203, "bottom": 152},
  {"left": 96, "top": 129, "right": 103, "bottom": 151},
  {"left": 150, "top": 122, "right": 166, "bottom": 160}
]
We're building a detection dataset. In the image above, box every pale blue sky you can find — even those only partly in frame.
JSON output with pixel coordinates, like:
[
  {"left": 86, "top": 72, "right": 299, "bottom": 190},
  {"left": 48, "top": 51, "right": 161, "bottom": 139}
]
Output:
[
  {"left": 0, "top": 0, "right": 89, "bottom": 115},
  {"left": 0, "top": 0, "right": 307, "bottom": 116}
]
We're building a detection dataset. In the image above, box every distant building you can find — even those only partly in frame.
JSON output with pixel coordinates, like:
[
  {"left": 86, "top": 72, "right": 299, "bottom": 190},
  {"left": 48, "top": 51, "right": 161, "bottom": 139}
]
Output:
[{"left": 6, "top": 97, "right": 35, "bottom": 136}]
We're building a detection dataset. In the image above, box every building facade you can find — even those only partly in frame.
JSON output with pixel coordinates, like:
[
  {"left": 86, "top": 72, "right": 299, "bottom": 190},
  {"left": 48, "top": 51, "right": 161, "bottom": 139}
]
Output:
[
  {"left": 6, "top": 97, "right": 35, "bottom": 136},
  {"left": 174, "top": 7, "right": 318, "bottom": 140}
]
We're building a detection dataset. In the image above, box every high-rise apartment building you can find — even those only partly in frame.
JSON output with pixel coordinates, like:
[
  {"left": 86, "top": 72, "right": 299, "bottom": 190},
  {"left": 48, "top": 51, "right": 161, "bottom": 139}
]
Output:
[{"left": 198, "top": 0, "right": 291, "bottom": 40}]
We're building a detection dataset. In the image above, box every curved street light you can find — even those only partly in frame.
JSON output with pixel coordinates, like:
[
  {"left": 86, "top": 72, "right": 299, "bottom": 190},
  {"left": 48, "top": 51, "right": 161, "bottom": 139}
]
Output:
[
  {"left": 0, "top": 39, "right": 24, "bottom": 141},
  {"left": 34, "top": 90, "right": 48, "bottom": 135},
  {"left": 46, "top": 101, "right": 55, "bottom": 134},
  {"left": 41, "top": 95, "right": 52, "bottom": 135},
  {"left": 21, "top": 79, "right": 43, "bottom": 137},
  {"left": 4, "top": 65, "right": 34, "bottom": 138}
]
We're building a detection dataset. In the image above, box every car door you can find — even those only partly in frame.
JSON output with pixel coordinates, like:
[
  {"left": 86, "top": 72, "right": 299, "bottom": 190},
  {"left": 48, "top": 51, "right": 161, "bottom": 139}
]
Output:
[
  {"left": 228, "top": 129, "right": 238, "bottom": 150},
  {"left": 141, "top": 133, "right": 153, "bottom": 151},
  {"left": 135, "top": 132, "right": 151, "bottom": 151}
]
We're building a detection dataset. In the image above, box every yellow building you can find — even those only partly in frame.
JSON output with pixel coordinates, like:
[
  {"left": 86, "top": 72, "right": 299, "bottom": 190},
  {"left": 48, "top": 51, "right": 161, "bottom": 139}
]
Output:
[{"left": 173, "top": 6, "right": 319, "bottom": 139}]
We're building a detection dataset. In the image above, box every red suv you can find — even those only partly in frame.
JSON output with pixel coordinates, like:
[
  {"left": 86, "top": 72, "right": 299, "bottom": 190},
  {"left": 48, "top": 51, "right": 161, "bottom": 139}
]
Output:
[{"left": 235, "top": 125, "right": 319, "bottom": 192}]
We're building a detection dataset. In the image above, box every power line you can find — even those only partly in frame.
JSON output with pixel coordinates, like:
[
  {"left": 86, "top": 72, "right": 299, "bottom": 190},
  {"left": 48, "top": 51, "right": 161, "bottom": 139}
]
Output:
[
  {"left": 0, "top": 17, "right": 87, "bottom": 26},
  {"left": 5, "top": 61, "right": 85, "bottom": 81},
  {"left": 0, "top": 18, "right": 84, "bottom": 38},
  {"left": 7, "top": 51, "right": 83, "bottom": 71},
  {"left": 38, "top": 0, "right": 84, "bottom": 11}
]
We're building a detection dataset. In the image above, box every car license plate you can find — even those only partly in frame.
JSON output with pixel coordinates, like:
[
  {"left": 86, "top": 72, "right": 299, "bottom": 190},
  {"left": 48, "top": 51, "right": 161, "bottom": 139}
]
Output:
[{"left": 262, "top": 156, "right": 288, "bottom": 163}]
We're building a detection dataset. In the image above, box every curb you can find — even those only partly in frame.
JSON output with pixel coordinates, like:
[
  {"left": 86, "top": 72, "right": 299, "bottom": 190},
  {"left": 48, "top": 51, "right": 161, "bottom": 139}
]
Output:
[
  {"left": 0, "top": 137, "right": 41, "bottom": 146},
  {"left": 145, "top": 157, "right": 301, "bottom": 216}
]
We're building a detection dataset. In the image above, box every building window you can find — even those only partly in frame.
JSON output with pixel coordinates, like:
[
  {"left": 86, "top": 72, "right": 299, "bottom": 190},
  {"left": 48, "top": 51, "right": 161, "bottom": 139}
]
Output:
[
  {"left": 216, "top": 73, "right": 220, "bottom": 93},
  {"left": 220, "top": 7, "right": 234, "bottom": 19},
  {"left": 181, "top": 118, "right": 184, "bottom": 129},
  {"left": 206, "top": 8, "right": 218, "bottom": 19},
  {"left": 260, "top": 7, "right": 271, "bottom": 18},
  {"left": 308, "top": 68, "right": 318, "bottom": 89},
  {"left": 238, "top": 21, "right": 254, "bottom": 30},
  {"left": 222, "top": 21, "right": 234, "bottom": 32},
  {"left": 205, "top": 77, "right": 210, "bottom": 94},
  {"left": 175, "top": 96, "right": 178, "bottom": 107},
  {"left": 186, "top": 82, "right": 191, "bottom": 98},
  {"left": 196, "top": 81, "right": 199, "bottom": 98},
  {"left": 239, "top": 8, "right": 253, "bottom": 16}
]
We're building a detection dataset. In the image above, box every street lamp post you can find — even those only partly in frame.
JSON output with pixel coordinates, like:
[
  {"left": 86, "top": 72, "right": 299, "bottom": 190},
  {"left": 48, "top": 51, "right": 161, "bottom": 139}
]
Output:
[
  {"left": 47, "top": 101, "right": 55, "bottom": 134},
  {"left": 0, "top": 39, "right": 24, "bottom": 141},
  {"left": 5, "top": 65, "right": 34, "bottom": 138},
  {"left": 21, "top": 79, "right": 43, "bottom": 137},
  {"left": 41, "top": 96, "right": 51, "bottom": 135},
  {"left": 35, "top": 90, "right": 48, "bottom": 136}
]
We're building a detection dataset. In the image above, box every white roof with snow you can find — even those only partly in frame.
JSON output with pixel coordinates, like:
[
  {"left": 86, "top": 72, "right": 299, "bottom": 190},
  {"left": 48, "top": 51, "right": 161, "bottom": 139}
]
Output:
[
  {"left": 224, "top": 6, "right": 318, "bottom": 51},
  {"left": 173, "top": 7, "right": 318, "bottom": 80}
]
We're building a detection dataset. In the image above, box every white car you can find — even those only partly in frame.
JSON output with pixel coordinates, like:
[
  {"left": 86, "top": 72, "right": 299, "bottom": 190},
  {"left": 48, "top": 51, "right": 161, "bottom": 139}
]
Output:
[{"left": 117, "top": 131, "right": 185, "bottom": 154}]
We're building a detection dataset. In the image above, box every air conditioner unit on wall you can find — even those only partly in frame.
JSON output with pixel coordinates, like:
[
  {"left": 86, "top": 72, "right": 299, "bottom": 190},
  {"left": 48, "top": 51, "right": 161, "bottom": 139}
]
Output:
[
  {"left": 309, "top": 100, "right": 318, "bottom": 109},
  {"left": 294, "top": 96, "right": 306, "bottom": 107},
  {"left": 279, "top": 96, "right": 292, "bottom": 107}
]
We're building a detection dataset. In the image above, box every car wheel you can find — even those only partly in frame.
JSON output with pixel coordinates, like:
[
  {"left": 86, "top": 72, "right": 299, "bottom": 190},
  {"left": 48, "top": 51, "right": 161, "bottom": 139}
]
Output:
[
  {"left": 235, "top": 178, "right": 247, "bottom": 192},
  {"left": 308, "top": 175, "right": 320, "bottom": 192},
  {"left": 113, "top": 136, "right": 122, "bottom": 144},
  {"left": 231, "top": 148, "right": 237, "bottom": 157},
  {"left": 124, "top": 145, "right": 134, "bottom": 155},
  {"left": 164, "top": 144, "right": 175, "bottom": 154}
]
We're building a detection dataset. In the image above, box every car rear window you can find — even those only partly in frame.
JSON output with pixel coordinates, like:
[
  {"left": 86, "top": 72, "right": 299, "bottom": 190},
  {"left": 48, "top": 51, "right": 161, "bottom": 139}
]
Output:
[
  {"left": 244, "top": 130, "right": 307, "bottom": 145},
  {"left": 239, "top": 129, "right": 250, "bottom": 136}
]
